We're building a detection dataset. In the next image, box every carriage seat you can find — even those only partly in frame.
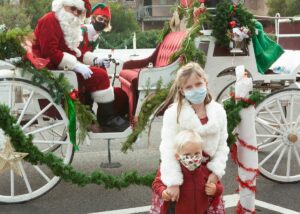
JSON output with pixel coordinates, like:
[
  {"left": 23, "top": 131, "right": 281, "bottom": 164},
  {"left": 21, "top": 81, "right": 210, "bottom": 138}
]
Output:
[{"left": 118, "top": 31, "right": 187, "bottom": 122}]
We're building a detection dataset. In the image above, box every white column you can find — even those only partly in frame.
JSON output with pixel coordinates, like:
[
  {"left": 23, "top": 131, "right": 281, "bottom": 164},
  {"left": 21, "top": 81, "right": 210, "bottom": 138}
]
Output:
[{"left": 235, "top": 65, "right": 258, "bottom": 213}]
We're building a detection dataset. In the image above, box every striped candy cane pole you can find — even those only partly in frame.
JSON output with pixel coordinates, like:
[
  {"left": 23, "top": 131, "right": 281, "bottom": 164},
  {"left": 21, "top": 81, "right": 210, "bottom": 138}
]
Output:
[{"left": 235, "top": 65, "right": 259, "bottom": 214}]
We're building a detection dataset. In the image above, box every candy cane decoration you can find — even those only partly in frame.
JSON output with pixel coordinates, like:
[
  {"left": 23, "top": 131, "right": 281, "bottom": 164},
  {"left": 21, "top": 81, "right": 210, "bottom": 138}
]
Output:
[{"left": 235, "top": 65, "right": 258, "bottom": 214}]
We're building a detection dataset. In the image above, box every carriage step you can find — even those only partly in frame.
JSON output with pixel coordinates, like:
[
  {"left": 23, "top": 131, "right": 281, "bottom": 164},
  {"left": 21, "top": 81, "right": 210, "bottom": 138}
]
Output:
[{"left": 88, "top": 126, "right": 132, "bottom": 140}]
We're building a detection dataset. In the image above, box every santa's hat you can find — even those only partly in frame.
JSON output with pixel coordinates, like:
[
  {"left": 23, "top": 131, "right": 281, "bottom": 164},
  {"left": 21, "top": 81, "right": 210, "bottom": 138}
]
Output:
[
  {"left": 91, "top": 3, "right": 112, "bottom": 31},
  {"left": 52, "top": 0, "right": 92, "bottom": 18}
]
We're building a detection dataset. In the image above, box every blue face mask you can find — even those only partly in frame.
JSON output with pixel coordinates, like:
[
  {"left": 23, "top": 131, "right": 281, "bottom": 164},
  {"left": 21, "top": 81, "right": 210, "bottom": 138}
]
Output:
[{"left": 184, "top": 87, "right": 207, "bottom": 104}]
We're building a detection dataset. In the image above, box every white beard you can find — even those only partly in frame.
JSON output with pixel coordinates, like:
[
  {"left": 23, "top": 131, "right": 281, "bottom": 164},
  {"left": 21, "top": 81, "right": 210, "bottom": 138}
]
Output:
[{"left": 55, "top": 8, "right": 84, "bottom": 57}]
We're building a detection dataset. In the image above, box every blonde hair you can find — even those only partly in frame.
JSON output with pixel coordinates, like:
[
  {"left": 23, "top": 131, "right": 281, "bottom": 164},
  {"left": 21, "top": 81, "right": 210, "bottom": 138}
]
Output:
[
  {"left": 161, "top": 62, "right": 212, "bottom": 122},
  {"left": 175, "top": 130, "right": 203, "bottom": 153}
]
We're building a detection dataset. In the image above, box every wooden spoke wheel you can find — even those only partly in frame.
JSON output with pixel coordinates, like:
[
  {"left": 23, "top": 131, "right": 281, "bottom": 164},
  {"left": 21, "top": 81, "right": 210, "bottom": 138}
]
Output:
[
  {"left": 255, "top": 88, "right": 300, "bottom": 183},
  {"left": 0, "top": 79, "right": 74, "bottom": 203}
]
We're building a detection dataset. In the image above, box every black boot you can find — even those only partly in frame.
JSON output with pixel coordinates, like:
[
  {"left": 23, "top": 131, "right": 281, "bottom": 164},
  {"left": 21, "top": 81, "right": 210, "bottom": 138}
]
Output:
[{"left": 97, "top": 102, "right": 130, "bottom": 132}]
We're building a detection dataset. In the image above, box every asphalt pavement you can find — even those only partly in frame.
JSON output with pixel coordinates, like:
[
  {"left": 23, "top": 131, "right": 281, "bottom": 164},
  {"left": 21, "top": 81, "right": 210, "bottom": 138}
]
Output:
[{"left": 0, "top": 118, "right": 300, "bottom": 214}]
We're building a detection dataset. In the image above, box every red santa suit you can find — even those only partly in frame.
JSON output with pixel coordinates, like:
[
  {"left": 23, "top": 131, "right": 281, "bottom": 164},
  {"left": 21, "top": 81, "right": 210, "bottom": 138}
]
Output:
[
  {"left": 152, "top": 163, "right": 224, "bottom": 214},
  {"left": 32, "top": 1, "right": 114, "bottom": 104}
]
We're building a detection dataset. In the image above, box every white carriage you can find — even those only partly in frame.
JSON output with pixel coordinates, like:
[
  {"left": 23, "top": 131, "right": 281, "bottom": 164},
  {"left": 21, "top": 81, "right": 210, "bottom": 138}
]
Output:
[
  {"left": 199, "top": 15, "right": 300, "bottom": 183},
  {"left": 0, "top": 30, "right": 187, "bottom": 203},
  {"left": 0, "top": 14, "right": 300, "bottom": 204}
]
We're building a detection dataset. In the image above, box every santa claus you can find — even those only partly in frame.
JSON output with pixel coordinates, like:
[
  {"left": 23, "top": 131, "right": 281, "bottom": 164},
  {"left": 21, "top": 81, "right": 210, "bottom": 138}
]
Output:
[{"left": 32, "top": 0, "right": 129, "bottom": 132}]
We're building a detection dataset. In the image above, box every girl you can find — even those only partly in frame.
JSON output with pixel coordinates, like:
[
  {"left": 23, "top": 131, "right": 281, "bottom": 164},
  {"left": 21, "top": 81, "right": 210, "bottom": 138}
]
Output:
[
  {"left": 152, "top": 130, "right": 224, "bottom": 214},
  {"left": 159, "top": 62, "right": 229, "bottom": 213}
]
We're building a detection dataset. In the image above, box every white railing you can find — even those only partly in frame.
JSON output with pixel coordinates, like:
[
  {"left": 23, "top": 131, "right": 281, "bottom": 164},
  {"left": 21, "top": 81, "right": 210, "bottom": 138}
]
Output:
[{"left": 254, "top": 13, "right": 300, "bottom": 43}]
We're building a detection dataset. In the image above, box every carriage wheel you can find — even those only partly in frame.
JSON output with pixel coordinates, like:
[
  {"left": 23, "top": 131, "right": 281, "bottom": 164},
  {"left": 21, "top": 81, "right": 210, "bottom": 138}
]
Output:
[
  {"left": 255, "top": 88, "right": 300, "bottom": 183},
  {"left": 216, "top": 81, "right": 235, "bottom": 103},
  {"left": 0, "top": 79, "right": 74, "bottom": 203}
]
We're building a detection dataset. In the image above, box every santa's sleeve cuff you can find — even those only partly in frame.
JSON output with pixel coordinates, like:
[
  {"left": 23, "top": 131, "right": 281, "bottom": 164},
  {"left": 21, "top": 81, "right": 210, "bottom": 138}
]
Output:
[
  {"left": 58, "top": 52, "right": 78, "bottom": 70},
  {"left": 83, "top": 51, "right": 95, "bottom": 65}
]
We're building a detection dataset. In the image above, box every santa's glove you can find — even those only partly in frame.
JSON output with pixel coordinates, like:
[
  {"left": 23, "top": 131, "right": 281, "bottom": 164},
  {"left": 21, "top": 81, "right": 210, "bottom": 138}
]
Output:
[
  {"left": 93, "top": 57, "right": 110, "bottom": 68},
  {"left": 73, "top": 63, "right": 93, "bottom": 79}
]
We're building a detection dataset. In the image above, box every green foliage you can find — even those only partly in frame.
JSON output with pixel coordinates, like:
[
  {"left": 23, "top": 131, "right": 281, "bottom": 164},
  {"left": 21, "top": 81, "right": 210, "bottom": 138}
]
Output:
[
  {"left": 22, "top": 0, "right": 51, "bottom": 29},
  {"left": 157, "top": 21, "right": 171, "bottom": 43},
  {"left": 212, "top": 0, "right": 255, "bottom": 47},
  {"left": 136, "top": 30, "right": 160, "bottom": 48},
  {"left": 223, "top": 91, "right": 265, "bottom": 148},
  {"left": 0, "top": 4, "right": 31, "bottom": 29},
  {"left": 109, "top": 3, "right": 139, "bottom": 33},
  {"left": 100, "top": 30, "right": 160, "bottom": 49},
  {"left": 267, "top": 0, "right": 300, "bottom": 16},
  {"left": 0, "top": 27, "right": 30, "bottom": 59},
  {"left": 122, "top": 80, "right": 171, "bottom": 152},
  {"left": 170, "top": 25, "right": 206, "bottom": 67},
  {"left": 73, "top": 100, "right": 95, "bottom": 144},
  {"left": 0, "top": 104, "right": 155, "bottom": 188}
]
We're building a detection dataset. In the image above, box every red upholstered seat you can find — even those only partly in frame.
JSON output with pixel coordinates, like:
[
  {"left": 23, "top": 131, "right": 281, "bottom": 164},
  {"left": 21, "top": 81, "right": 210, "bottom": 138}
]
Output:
[{"left": 119, "top": 31, "right": 187, "bottom": 123}]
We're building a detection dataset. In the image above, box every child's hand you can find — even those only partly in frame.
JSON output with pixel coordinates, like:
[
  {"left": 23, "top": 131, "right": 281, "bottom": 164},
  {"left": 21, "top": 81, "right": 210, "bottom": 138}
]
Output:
[
  {"left": 166, "top": 185, "right": 180, "bottom": 202},
  {"left": 207, "top": 173, "right": 219, "bottom": 184},
  {"left": 162, "top": 190, "right": 171, "bottom": 201},
  {"left": 205, "top": 183, "right": 217, "bottom": 196}
]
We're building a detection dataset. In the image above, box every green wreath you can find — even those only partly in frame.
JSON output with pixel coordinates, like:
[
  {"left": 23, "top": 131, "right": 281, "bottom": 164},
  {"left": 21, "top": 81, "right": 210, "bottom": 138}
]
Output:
[{"left": 212, "top": 0, "right": 255, "bottom": 48}]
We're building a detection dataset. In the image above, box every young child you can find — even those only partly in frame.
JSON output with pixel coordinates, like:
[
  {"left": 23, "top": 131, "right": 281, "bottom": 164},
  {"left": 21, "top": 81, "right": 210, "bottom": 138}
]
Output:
[
  {"left": 152, "top": 130, "right": 224, "bottom": 214},
  {"left": 159, "top": 62, "right": 229, "bottom": 213}
]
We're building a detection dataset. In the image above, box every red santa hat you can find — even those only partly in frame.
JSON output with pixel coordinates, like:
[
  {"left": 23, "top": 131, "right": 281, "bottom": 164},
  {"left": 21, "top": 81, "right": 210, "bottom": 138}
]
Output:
[{"left": 52, "top": 0, "right": 92, "bottom": 18}]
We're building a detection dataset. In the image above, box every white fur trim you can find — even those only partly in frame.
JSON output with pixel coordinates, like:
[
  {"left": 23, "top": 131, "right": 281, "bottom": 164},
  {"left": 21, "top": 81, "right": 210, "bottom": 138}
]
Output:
[
  {"left": 83, "top": 51, "right": 95, "bottom": 65},
  {"left": 52, "top": 0, "right": 85, "bottom": 12},
  {"left": 86, "top": 24, "right": 98, "bottom": 41},
  {"left": 160, "top": 99, "right": 229, "bottom": 185},
  {"left": 160, "top": 106, "right": 183, "bottom": 186},
  {"left": 91, "top": 86, "right": 114, "bottom": 103},
  {"left": 58, "top": 52, "right": 78, "bottom": 70}
]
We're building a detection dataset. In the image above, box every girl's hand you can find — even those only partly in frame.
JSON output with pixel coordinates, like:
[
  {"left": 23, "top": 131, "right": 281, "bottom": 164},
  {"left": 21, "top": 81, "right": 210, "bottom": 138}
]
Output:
[
  {"left": 166, "top": 185, "right": 180, "bottom": 202},
  {"left": 162, "top": 190, "right": 171, "bottom": 201},
  {"left": 207, "top": 173, "right": 219, "bottom": 184},
  {"left": 205, "top": 183, "right": 217, "bottom": 196}
]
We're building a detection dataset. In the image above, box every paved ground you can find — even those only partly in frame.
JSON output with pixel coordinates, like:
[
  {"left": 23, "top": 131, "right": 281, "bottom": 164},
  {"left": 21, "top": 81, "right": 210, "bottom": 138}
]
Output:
[{"left": 0, "top": 118, "right": 300, "bottom": 214}]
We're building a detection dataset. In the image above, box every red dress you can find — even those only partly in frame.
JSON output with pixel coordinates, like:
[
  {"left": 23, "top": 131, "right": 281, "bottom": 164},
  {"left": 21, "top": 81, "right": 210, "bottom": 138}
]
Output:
[
  {"left": 152, "top": 164, "right": 223, "bottom": 214},
  {"left": 150, "top": 117, "right": 226, "bottom": 214}
]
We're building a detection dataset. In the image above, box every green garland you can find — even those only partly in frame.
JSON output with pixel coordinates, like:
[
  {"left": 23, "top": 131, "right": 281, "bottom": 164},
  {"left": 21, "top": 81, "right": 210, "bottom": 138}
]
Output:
[
  {"left": 211, "top": 0, "right": 255, "bottom": 48},
  {"left": 169, "top": 1, "right": 209, "bottom": 67},
  {"left": 0, "top": 104, "right": 155, "bottom": 188},
  {"left": 223, "top": 90, "right": 265, "bottom": 148},
  {"left": 157, "top": 21, "right": 171, "bottom": 44},
  {"left": 122, "top": 80, "right": 171, "bottom": 152},
  {"left": 170, "top": 25, "right": 206, "bottom": 67}
]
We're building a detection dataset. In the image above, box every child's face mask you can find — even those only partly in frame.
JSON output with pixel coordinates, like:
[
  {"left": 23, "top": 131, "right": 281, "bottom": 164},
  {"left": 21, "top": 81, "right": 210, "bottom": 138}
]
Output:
[
  {"left": 184, "top": 87, "right": 207, "bottom": 104},
  {"left": 179, "top": 154, "right": 202, "bottom": 171}
]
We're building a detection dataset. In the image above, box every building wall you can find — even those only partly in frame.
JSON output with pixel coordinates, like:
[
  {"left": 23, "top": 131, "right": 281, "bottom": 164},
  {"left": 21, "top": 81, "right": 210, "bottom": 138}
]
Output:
[
  {"left": 151, "top": 0, "right": 175, "bottom": 17},
  {"left": 244, "top": 0, "right": 268, "bottom": 16}
]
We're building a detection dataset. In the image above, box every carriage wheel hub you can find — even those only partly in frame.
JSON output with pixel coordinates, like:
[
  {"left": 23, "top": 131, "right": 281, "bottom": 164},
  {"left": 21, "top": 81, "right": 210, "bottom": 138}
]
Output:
[{"left": 288, "top": 134, "right": 298, "bottom": 143}]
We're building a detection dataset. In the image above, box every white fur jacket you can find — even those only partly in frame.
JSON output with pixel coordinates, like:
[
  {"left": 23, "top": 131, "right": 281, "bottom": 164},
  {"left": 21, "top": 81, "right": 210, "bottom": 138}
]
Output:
[{"left": 159, "top": 99, "right": 230, "bottom": 186}]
